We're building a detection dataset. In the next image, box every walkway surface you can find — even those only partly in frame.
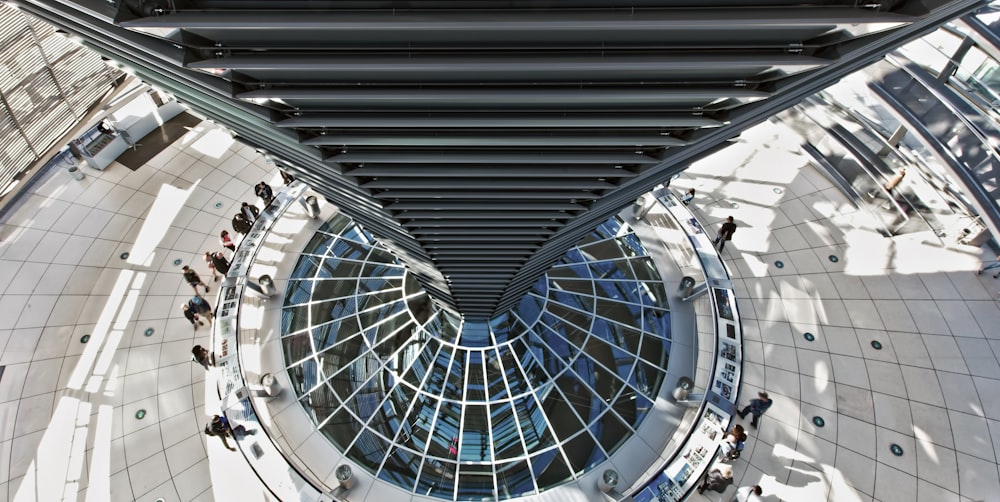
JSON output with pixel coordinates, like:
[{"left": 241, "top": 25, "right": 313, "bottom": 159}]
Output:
[{"left": 0, "top": 117, "right": 999, "bottom": 502}]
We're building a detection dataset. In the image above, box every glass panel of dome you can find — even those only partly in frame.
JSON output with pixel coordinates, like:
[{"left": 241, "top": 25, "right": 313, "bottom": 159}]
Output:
[
  {"left": 581, "top": 336, "right": 633, "bottom": 384},
  {"left": 596, "top": 297, "right": 642, "bottom": 324},
  {"left": 321, "top": 406, "right": 358, "bottom": 451},
  {"left": 429, "top": 402, "right": 461, "bottom": 457},
  {"left": 639, "top": 334, "right": 668, "bottom": 368},
  {"left": 592, "top": 409, "right": 631, "bottom": 454},
  {"left": 489, "top": 403, "right": 524, "bottom": 460},
  {"left": 283, "top": 278, "right": 311, "bottom": 304},
  {"left": 513, "top": 292, "right": 545, "bottom": 329},
  {"left": 338, "top": 226, "right": 371, "bottom": 246},
  {"left": 378, "top": 445, "right": 421, "bottom": 490},
  {"left": 554, "top": 370, "right": 598, "bottom": 422},
  {"left": 459, "top": 405, "right": 490, "bottom": 462},
  {"left": 402, "top": 397, "right": 437, "bottom": 451},
  {"left": 644, "top": 281, "right": 669, "bottom": 309},
  {"left": 443, "top": 351, "right": 466, "bottom": 401},
  {"left": 545, "top": 303, "right": 591, "bottom": 337},
  {"left": 594, "top": 278, "right": 630, "bottom": 301},
  {"left": 530, "top": 449, "right": 571, "bottom": 489},
  {"left": 456, "top": 463, "right": 496, "bottom": 500},
  {"left": 549, "top": 277, "right": 593, "bottom": 296},
  {"left": 311, "top": 279, "right": 357, "bottom": 305},
  {"left": 401, "top": 342, "right": 440, "bottom": 389},
  {"left": 551, "top": 289, "right": 594, "bottom": 313},
  {"left": 415, "top": 457, "right": 456, "bottom": 498},
  {"left": 320, "top": 255, "right": 365, "bottom": 278},
  {"left": 281, "top": 332, "right": 314, "bottom": 367},
  {"left": 541, "top": 390, "right": 584, "bottom": 443},
  {"left": 577, "top": 238, "right": 626, "bottom": 261},
  {"left": 281, "top": 304, "right": 312, "bottom": 335},
  {"left": 627, "top": 255, "right": 660, "bottom": 283},
  {"left": 616, "top": 233, "right": 644, "bottom": 257},
  {"left": 317, "top": 213, "right": 351, "bottom": 235},
  {"left": 485, "top": 349, "right": 509, "bottom": 401},
  {"left": 495, "top": 460, "right": 534, "bottom": 497},
  {"left": 347, "top": 429, "right": 391, "bottom": 471},
  {"left": 514, "top": 395, "right": 555, "bottom": 450},
  {"left": 565, "top": 431, "right": 605, "bottom": 474},
  {"left": 642, "top": 309, "right": 671, "bottom": 338},
  {"left": 303, "top": 232, "right": 336, "bottom": 257},
  {"left": 635, "top": 360, "right": 666, "bottom": 400},
  {"left": 466, "top": 351, "right": 486, "bottom": 402},
  {"left": 597, "top": 217, "right": 624, "bottom": 238},
  {"left": 304, "top": 383, "right": 340, "bottom": 424},
  {"left": 547, "top": 263, "right": 591, "bottom": 280},
  {"left": 286, "top": 358, "right": 315, "bottom": 396}
]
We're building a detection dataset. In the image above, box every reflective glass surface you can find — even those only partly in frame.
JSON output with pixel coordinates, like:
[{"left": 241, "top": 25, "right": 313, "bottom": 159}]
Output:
[{"left": 281, "top": 214, "right": 670, "bottom": 500}]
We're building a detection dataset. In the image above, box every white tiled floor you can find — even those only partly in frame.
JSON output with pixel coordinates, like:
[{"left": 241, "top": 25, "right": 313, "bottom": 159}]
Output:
[{"left": 1, "top": 116, "right": 1000, "bottom": 502}]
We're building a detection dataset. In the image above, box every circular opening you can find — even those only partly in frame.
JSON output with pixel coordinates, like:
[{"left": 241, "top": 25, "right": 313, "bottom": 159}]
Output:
[
  {"left": 135, "top": 409, "right": 147, "bottom": 420},
  {"left": 144, "top": 328, "right": 155, "bottom": 337},
  {"left": 120, "top": 252, "right": 129, "bottom": 260},
  {"left": 775, "top": 260, "right": 784, "bottom": 269},
  {"left": 871, "top": 340, "right": 883, "bottom": 350},
  {"left": 803, "top": 332, "right": 815, "bottom": 342},
  {"left": 812, "top": 416, "right": 825, "bottom": 427},
  {"left": 890, "top": 443, "right": 903, "bottom": 456},
  {"left": 173, "top": 258, "right": 182, "bottom": 266},
  {"left": 80, "top": 334, "right": 90, "bottom": 343},
  {"left": 828, "top": 255, "right": 839, "bottom": 263}
]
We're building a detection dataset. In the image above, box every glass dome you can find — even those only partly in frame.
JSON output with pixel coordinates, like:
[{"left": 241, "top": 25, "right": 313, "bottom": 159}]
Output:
[{"left": 280, "top": 215, "right": 671, "bottom": 500}]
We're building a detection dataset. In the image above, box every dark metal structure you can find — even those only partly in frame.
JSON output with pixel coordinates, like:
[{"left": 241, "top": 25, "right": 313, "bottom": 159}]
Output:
[{"left": 10, "top": 0, "right": 986, "bottom": 318}]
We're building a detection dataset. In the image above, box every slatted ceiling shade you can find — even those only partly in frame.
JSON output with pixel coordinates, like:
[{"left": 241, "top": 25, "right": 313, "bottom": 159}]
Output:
[
  {"left": 7, "top": 0, "right": 983, "bottom": 317},
  {"left": 0, "top": 4, "right": 118, "bottom": 195}
]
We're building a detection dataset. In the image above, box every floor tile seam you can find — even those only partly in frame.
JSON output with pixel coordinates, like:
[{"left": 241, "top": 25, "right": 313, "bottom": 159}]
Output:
[
  {"left": 161, "top": 439, "right": 209, "bottom": 479},
  {"left": 159, "top": 425, "right": 201, "bottom": 451}
]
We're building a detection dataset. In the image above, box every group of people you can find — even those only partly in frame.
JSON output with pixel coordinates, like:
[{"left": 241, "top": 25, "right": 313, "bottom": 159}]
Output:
[
  {"left": 696, "top": 391, "right": 774, "bottom": 499},
  {"left": 186, "top": 174, "right": 296, "bottom": 453}
]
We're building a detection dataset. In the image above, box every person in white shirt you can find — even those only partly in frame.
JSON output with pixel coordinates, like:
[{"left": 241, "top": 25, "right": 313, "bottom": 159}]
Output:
[{"left": 732, "top": 484, "right": 763, "bottom": 502}]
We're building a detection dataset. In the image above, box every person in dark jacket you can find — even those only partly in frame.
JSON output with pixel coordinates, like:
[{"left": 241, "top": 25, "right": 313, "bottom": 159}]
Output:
[
  {"left": 737, "top": 391, "right": 773, "bottom": 428},
  {"left": 211, "top": 251, "right": 231, "bottom": 276},
  {"left": 715, "top": 216, "right": 737, "bottom": 252},
  {"left": 255, "top": 181, "right": 275, "bottom": 205},
  {"left": 697, "top": 463, "right": 733, "bottom": 494},
  {"left": 232, "top": 213, "right": 251, "bottom": 235},
  {"left": 240, "top": 201, "right": 259, "bottom": 222}
]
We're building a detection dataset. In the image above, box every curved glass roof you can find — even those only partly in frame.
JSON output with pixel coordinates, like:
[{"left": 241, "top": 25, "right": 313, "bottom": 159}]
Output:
[{"left": 280, "top": 215, "right": 671, "bottom": 500}]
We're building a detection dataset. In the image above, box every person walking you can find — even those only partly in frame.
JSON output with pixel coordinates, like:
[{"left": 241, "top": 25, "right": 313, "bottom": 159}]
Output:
[
  {"left": 232, "top": 213, "right": 252, "bottom": 235},
  {"left": 255, "top": 181, "right": 274, "bottom": 205},
  {"left": 191, "top": 344, "right": 214, "bottom": 369},
  {"left": 240, "top": 201, "right": 260, "bottom": 222},
  {"left": 211, "top": 251, "right": 231, "bottom": 276},
  {"left": 220, "top": 229, "right": 236, "bottom": 253},
  {"left": 719, "top": 424, "right": 746, "bottom": 462},
  {"left": 279, "top": 170, "right": 294, "bottom": 185},
  {"left": 181, "top": 265, "right": 209, "bottom": 294},
  {"left": 204, "top": 251, "right": 219, "bottom": 281},
  {"left": 697, "top": 463, "right": 734, "bottom": 494},
  {"left": 181, "top": 303, "right": 203, "bottom": 330},
  {"left": 204, "top": 414, "right": 256, "bottom": 451},
  {"left": 978, "top": 254, "right": 1000, "bottom": 279},
  {"left": 715, "top": 216, "right": 737, "bottom": 252},
  {"left": 731, "top": 484, "right": 763, "bottom": 502},
  {"left": 681, "top": 188, "right": 696, "bottom": 205},
  {"left": 737, "top": 391, "right": 772, "bottom": 428},
  {"left": 189, "top": 294, "right": 214, "bottom": 324}
]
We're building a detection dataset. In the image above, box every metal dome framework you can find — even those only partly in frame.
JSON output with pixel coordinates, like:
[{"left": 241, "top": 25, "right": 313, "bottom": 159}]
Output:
[{"left": 281, "top": 214, "right": 670, "bottom": 500}]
